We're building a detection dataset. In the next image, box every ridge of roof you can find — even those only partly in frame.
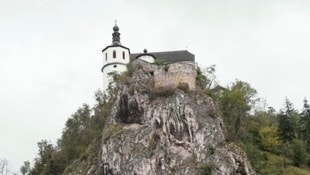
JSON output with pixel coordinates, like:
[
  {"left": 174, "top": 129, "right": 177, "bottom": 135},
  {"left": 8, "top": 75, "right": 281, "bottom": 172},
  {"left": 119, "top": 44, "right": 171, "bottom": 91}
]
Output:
[{"left": 131, "top": 50, "right": 192, "bottom": 55}]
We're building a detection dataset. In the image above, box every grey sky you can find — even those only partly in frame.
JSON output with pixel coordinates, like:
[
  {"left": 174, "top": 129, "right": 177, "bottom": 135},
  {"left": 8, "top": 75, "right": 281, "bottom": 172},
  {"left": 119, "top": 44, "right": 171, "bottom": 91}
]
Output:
[{"left": 0, "top": 0, "right": 309, "bottom": 173}]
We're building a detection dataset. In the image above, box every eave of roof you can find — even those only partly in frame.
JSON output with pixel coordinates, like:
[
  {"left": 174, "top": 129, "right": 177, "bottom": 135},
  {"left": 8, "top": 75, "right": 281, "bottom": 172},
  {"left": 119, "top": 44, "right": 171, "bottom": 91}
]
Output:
[{"left": 102, "top": 44, "right": 131, "bottom": 53}]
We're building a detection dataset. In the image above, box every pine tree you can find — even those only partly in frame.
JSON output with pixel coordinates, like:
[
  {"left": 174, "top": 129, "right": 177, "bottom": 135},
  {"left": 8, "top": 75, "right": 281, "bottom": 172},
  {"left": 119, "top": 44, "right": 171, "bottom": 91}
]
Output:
[
  {"left": 302, "top": 99, "right": 310, "bottom": 152},
  {"left": 278, "top": 98, "right": 297, "bottom": 142}
]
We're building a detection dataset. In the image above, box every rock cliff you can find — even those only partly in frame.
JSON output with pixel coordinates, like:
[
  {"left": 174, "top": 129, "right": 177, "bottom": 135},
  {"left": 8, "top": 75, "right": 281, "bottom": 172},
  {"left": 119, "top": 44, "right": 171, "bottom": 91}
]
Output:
[{"left": 95, "top": 60, "right": 255, "bottom": 175}]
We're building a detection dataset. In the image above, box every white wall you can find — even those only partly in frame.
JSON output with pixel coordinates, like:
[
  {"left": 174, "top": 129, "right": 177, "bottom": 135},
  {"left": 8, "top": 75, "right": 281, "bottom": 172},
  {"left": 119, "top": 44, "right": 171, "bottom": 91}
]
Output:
[
  {"left": 137, "top": 55, "right": 155, "bottom": 63},
  {"left": 103, "top": 47, "right": 130, "bottom": 66},
  {"left": 102, "top": 46, "right": 130, "bottom": 92},
  {"left": 102, "top": 63, "right": 127, "bottom": 92}
]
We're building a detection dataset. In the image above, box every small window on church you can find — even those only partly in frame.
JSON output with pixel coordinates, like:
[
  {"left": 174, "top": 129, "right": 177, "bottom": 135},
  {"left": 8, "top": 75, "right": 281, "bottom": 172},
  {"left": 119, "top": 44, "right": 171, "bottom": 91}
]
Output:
[
  {"left": 113, "top": 50, "right": 116, "bottom": 58},
  {"left": 113, "top": 65, "right": 117, "bottom": 68},
  {"left": 122, "top": 51, "right": 125, "bottom": 59},
  {"left": 105, "top": 53, "right": 107, "bottom": 61}
]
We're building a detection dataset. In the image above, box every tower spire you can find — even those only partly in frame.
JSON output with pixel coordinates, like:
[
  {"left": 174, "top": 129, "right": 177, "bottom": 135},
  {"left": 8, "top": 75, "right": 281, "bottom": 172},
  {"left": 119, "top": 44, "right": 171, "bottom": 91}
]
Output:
[{"left": 112, "top": 21, "right": 120, "bottom": 45}]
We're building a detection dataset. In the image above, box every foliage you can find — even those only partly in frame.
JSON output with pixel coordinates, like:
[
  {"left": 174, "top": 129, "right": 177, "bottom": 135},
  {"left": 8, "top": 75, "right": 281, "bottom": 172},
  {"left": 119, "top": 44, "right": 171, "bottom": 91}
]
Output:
[
  {"left": 153, "top": 58, "right": 166, "bottom": 65},
  {"left": 20, "top": 161, "right": 30, "bottom": 175},
  {"left": 259, "top": 126, "right": 281, "bottom": 151},
  {"left": 285, "top": 165, "right": 310, "bottom": 175},
  {"left": 242, "top": 111, "right": 277, "bottom": 147},
  {"left": 26, "top": 88, "right": 115, "bottom": 175},
  {"left": 219, "top": 80, "right": 257, "bottom": 137},
  {"left": 58, "top": 104, "right": 92, "bottom": 163},
  {"left": 301, "top": 99, "right": 310, "bottom": 152},
  {"left": 242, "top": 143, "right": 284, "bottom": 175},
  {"left": 239, "top": 97, "right": 310, "bottom": 174},
  {"left": 196, "top": 65, "right": 217, "bottom": 90},
  {"left": 196, "top": 66, "right": 208, "bottom": 90},
  {"left": 291, "top": 139, "right": 308, "bottom": 166},
  {"left": 23, "top": 62, "right": 310, "bottom": 174},
  {"left": 153, "top": 58, "right": 170, "bottom": 72},
  {"left": 278, "top": 98, "right": 300, "bottom": 142},
  {"left": 0, "top": 158, "right": 9, "bottom": 175},
  {"left": 112, "top": 63, "right": 134, "bottom": 85},
  {"left": 28, "top": 140, "right": 60, "bottom": 175},
  {"left": 243, "top": 148, "right": 310, "bottom": 175},
  {"left": 216, "top": 80, "right": 310, "bottom": 174},
  {"left": 102, "top": 123, "right": 123, "bottom": 142}
]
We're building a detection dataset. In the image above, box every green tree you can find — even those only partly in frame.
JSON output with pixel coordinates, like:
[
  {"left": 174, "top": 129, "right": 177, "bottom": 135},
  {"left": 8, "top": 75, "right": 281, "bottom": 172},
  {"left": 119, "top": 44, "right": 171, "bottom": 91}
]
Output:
[
  {"left": 20, "top": 161, "right": 30, "bottom": 175},
  {"left": 29, "top": 140, "right": 59, "bottom": 175},
  {"left": 196, "top": 65, "right": 218, "bottom": 91},
  {"left": 259, "top": 126, "right": 281, "bottom": 151},
  {"left": 27, "top": 83, "right": 117, "bottom": 174},
  {"left": 90, "top": 90, "right": 111, "bottom": 138},
  {"left": 301, "top": 99, "right": 310, "bottom": 152},
  {"left": 278, "top": 98, "right": 299, "bottom": 142},
  {"left": 242, "top": 110, "right": 278, "bottom": 149},
  {"left": 219, "top": 80, "right": 257, "bottom": 137},
  {"left": 57, "top": 104, "right": 92, "bottom": 164},
  {"left": 291, "top": 139, "right": 307, "bottom": 166}
]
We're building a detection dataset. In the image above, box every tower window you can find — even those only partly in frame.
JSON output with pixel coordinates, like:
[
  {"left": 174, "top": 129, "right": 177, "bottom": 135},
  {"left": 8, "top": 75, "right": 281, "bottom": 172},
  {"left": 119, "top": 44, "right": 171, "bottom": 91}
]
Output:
[
  {"left": 113, "top": 65, "right": 117, "bottom": 68},
  {"left": 113, "top": 50, "right": 116, "bottom": 58},
  {"left": 105, "top": 53, "right": 107, "bottom": 61},
  {"left": 122, "top": 51, "right": 125, "bottom": 59}
]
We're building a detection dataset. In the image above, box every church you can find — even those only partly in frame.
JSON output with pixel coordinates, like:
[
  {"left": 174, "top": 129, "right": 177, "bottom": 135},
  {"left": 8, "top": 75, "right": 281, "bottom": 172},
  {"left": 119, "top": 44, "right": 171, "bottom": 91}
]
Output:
[{"left": 101, "top": 23, "right": 196, "bottom": 91}]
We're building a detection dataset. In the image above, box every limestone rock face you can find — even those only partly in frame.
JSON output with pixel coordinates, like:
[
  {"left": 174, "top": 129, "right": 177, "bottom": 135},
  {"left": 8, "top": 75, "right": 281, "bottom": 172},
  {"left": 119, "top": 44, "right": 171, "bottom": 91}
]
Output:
[{"left": 98, "top": 60, "right": 255, "bottom": 175}]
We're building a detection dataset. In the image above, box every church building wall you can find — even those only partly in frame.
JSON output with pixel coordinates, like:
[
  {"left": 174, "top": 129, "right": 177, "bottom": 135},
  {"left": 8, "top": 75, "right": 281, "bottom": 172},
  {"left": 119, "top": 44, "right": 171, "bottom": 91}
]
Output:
[
  {"left": 102, "top": 46, "right": 130, "bottom": 92},
  {"left": 102, "top": 47, "right": 130, "bottom": 66},
  {"left": 102, "top": 63, "right": 127, "bottom": 91},
  {"left": 101, "top": 24, "right": 196, "bottom": 93}
]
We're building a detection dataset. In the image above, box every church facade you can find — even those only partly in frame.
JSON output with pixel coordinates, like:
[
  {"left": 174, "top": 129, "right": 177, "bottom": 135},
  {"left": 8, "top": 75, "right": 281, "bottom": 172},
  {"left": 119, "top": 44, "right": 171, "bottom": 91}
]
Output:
[{"left": 101, "top": 24, "right": 195, "bottom": 91}]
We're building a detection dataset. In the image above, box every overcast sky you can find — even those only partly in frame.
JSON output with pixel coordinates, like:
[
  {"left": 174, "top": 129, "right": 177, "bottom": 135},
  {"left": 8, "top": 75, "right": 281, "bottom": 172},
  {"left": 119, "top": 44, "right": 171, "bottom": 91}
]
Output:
[{"left": 1, "top": 0, "right": 310, "bottom": 173}]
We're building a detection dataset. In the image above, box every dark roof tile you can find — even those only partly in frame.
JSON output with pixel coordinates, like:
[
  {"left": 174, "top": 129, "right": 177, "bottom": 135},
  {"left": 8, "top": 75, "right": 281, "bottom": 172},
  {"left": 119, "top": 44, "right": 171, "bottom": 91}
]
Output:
[{"left": 130, "top": 50, "right": 195, "bottom": 63}]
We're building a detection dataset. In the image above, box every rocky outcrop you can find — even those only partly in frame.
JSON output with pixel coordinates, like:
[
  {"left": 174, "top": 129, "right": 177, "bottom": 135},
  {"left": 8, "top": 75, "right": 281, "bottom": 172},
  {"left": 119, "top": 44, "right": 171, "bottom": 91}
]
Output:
[{"left": 97, "top": 60, "right": 255, "bottom": 175}]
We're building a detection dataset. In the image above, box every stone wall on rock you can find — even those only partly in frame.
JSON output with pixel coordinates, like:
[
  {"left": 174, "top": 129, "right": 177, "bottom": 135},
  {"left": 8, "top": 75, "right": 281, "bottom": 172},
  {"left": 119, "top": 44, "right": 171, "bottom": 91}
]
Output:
[{"left": 131, "top": 60, "right": 197, "bottom": 92}]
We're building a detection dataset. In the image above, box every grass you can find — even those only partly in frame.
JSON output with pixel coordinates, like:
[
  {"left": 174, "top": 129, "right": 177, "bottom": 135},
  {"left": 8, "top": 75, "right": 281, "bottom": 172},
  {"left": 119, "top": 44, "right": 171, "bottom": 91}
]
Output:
[
  {"left": 153, "top": 58, "right": 166, "bottom": 65},
  {"left": 242, "top": 142, "right": 310, "bottom": 175},
  {"left": 286, "top": 166, "right": 310, "bottom": 175},
  {"left": 265, "top": 152, "right": 310, "bottom": 175}
]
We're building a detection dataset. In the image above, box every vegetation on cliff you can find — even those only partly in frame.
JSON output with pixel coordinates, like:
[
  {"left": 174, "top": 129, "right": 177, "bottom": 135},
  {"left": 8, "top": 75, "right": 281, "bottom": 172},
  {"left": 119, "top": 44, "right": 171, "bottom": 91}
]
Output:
[
  {"left": 20, "top": 88, "right": 115, "bottom": 175},
  {"left": 196, "top": 65, "right": 310, "bottom": 174},
  {"left": 22, "top": 62, "right": 310, "bottom": 175}
]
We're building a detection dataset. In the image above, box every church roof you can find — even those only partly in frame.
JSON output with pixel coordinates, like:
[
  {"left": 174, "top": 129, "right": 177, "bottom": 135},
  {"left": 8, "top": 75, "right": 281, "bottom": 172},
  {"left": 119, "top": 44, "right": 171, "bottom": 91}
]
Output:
[{"left": 130, "top": 50, "right": 195, "bottom": 63}]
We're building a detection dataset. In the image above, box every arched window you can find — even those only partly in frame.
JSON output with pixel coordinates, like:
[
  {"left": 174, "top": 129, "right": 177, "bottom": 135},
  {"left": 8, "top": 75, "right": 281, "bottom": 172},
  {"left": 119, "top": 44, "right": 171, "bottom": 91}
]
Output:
[
  {"left": 105, "top": 53, "right": 107, "bottom": 61},
  {"left": 122, "top": 51, "right": 125, "bottom": 59},
  {"left": 113, "top": 50, "right": 116, "bottom": 58}
]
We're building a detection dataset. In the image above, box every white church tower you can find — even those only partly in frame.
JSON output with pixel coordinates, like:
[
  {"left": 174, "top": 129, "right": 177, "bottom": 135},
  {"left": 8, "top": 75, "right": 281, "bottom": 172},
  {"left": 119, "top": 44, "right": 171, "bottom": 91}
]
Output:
[{"left": 101, "top": 22, "right": 130, "bottom": 91}]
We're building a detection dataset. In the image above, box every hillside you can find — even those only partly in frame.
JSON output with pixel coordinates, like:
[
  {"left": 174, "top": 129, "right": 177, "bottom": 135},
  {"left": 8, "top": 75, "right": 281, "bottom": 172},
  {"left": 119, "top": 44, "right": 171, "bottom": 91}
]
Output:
[
  {"left": 61, "top": 60, "right": 254, "bottom": 175},
  {"left": 23, "top": 59, "right": 310, "bottom": 175}
]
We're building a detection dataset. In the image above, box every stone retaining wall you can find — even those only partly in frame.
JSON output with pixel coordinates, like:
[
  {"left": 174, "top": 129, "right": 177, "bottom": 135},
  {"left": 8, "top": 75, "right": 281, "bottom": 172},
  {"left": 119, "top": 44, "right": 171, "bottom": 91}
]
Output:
[{"left": 132, "top": 60, "right": 196, "bottom": 91}]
